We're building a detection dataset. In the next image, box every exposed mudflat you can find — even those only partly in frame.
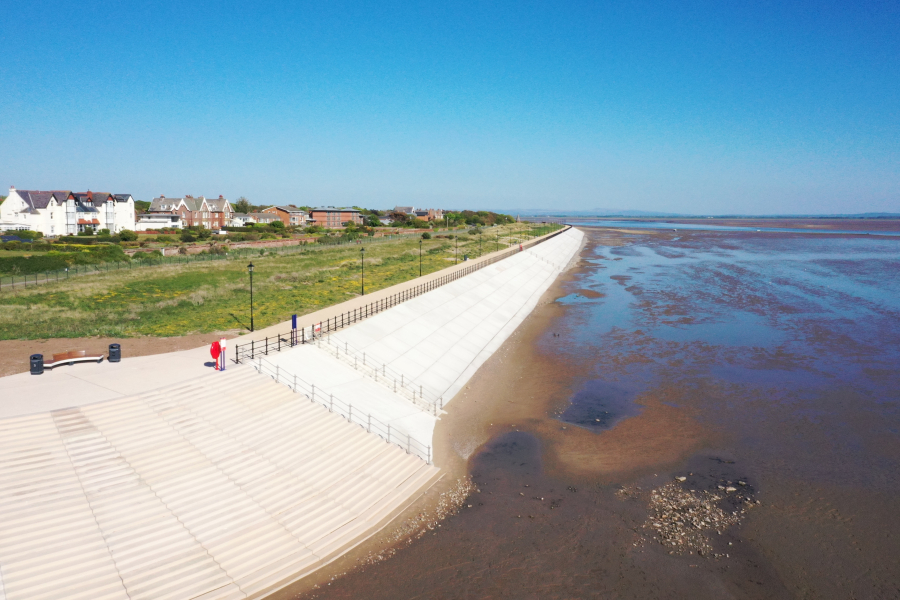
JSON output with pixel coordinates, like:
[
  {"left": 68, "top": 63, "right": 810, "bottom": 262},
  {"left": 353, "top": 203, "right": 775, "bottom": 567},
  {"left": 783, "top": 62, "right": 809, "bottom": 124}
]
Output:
[{"left": 290, "top": 227, "right": 900, "bottom": 599}]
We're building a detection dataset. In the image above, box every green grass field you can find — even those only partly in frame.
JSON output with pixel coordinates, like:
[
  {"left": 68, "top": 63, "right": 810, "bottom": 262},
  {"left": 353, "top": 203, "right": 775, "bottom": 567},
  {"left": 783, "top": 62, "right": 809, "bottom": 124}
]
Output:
[{"left": 0, "top": 224, "right": 559, "bottom": 340}]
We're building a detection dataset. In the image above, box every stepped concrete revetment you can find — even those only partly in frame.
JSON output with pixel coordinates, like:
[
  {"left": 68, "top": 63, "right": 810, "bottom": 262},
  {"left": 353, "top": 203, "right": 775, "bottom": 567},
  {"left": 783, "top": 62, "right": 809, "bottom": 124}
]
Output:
[{"left": 0, "top": 226, "right": 582, "bottom": 599}]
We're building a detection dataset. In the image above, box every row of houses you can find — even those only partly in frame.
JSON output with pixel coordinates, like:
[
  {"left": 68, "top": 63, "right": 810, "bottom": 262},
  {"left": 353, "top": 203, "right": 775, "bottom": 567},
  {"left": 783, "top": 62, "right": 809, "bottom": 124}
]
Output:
[
  {"left": 140, "top": 197, "right": 365, "bottom": 231},
  {"left": 0, "top": 187, "right": 373, "bottom": 236}
]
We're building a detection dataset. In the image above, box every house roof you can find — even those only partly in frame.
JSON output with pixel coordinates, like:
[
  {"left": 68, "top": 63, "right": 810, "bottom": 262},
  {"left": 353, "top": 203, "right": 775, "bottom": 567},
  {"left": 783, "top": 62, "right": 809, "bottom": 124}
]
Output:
[
  {"left": 205, "top": 196, "right": 231, "bottom": 212},
  {"left": 150, "top": 196, "right": 231, "bottom": 212},
  {"left": 14, "top": 190, "right": 72, "bottom": 210},
  {"left": 311, "top": 207, "right": 361, "bottom": 213},
  {"left": 265, "top": 205, "right": 307, "bottom": 214}
]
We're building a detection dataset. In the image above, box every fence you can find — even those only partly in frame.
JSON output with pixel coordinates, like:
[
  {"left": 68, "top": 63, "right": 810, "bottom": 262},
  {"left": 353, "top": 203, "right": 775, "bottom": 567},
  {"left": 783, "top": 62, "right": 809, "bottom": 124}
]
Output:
[
  {"left": 253, "top": 355, "right": 433, "bottom": 463},
  {"left": 0, "top": 227, "right": 457, "bottom": 291},
  {"left": 234, "top": 224, "right": 571, "bottom": 367}
]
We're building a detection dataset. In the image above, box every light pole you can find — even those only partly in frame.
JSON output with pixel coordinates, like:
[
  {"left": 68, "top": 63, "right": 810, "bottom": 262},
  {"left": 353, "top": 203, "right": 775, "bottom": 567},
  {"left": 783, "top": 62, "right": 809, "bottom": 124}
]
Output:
[
  {"left": 360, "top": 246, "right": 365, "bottom": 295},
  {"left": 479, "top": 232, "right": 482, "bottom": 257},
  {"left": 247, "top": 262, "right": 255, "bottom": 332},
  {"left": 455, "top": 235, "right": 459, "bottom": 264},
  {"left": 419, "top": 239, "right": 423, "bottom": 277}
]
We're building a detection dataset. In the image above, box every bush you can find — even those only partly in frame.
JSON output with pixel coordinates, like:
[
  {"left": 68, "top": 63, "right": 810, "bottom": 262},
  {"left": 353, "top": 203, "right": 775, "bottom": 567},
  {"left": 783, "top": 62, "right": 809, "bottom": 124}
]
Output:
[
  {"left": 98, "top": 229, "right": 111, "bottom": 236},
  {"left": 118, "top": 229, "right": 138, "bottom": 242},
  {"left": 421, "top": 232, "right": 432, "bottom": 240},
  {"left": 180, "top": 231, "right": 196, "bottom": 243},
  {"left": 271, "top": 220, "right": 284, "bottom": 229},
  {"left": 11, "top": 230, "right": 43, "bottom": 241},
  {"left": 155, "top": 235, "right": 176, "bottom": 243}
]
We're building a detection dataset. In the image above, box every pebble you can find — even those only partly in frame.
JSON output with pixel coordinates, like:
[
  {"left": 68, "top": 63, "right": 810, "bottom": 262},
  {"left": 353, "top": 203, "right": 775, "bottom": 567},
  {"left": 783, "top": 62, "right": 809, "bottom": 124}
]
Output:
[{"left": 675, "top": 476, "right": 687, "bottom": 482}]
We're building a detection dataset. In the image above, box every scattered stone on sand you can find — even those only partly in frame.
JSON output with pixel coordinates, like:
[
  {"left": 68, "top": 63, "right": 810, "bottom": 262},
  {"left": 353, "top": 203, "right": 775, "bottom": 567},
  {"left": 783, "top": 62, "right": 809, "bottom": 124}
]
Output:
[
  {"left": 618, "top": 477, "right": 758, "bottom": 559},
  {"left": 357, "top": 477, "right": 474, "bottom": 567}
]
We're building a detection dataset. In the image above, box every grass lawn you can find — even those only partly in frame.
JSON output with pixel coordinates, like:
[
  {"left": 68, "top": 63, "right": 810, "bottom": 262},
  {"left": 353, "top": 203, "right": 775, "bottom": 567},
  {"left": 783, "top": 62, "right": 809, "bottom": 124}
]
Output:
[{"left": 0, "top": 224, "right": 558, "bottom": 340}]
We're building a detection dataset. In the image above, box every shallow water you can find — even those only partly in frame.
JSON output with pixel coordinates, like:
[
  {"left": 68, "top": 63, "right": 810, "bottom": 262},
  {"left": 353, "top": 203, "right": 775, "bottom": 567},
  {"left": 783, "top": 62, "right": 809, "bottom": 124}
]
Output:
[{"left": 300, "top": 228, "right": 900, "bottom": 599}]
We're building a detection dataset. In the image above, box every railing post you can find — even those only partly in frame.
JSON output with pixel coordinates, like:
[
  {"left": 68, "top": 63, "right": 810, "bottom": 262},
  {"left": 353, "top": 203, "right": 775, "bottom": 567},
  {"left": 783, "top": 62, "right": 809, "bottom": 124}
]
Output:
[
  {"left": 407, "top": 433, "right": 411, "bottom": 454},
  {"left": 368, "top": 414, "right": 371, "bottom": 433},
  {"left": 349, "top": 404, "right": 352, "bottom": 422},
  {"left": 312, "top": 384, "right": 315, "bottom": 401},
  {"left": 427, "top": 445, "right": 431, "bottom": 465},
  {"left": 329, "top": 393, "right": 333, "bottom": 412},
  {"left": 293, "top": 373, "right": 297, "bottom": 391},
  {"left": 276, "top": 364, "right": 279, "bottom": 382}
]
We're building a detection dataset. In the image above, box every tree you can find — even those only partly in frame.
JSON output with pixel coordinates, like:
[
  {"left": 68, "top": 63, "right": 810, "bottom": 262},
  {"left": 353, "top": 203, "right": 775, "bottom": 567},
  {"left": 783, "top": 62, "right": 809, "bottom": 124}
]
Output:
[{"left": 234, "top": 197, "right": 252, "bottom": 214}]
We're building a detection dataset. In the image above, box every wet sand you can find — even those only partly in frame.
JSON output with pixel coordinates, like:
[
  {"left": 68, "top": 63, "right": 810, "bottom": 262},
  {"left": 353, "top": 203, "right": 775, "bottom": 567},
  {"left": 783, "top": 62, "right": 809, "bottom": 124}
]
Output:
[{"left": 284, "top": 226, "right": 900, "bottom": 599}]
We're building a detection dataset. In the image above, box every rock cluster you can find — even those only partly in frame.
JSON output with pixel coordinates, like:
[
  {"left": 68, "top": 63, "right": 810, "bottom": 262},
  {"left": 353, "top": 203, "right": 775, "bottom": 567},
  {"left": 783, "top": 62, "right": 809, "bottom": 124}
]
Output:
[
  {"left": 618, "top": 475, "right": 760, "bottom": 559},
  {"left": 644, "top": 479, "right": 759, "bottom": 557}
]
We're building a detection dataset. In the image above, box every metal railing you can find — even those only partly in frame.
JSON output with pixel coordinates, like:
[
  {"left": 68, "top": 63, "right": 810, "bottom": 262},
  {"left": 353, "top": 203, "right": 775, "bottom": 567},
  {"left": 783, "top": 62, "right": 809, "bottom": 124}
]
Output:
[
  {"left": 0, "top": 227, "right": 480, "bottom": 291},
  {"left": 315, "top": 335, "right": 443, "bottom": 414},
  {"left": 253, "top": 355, "right": 433, "bottom": 464},
  {"left": 233, "top": 224, "right": 571, "bottom": 365}
]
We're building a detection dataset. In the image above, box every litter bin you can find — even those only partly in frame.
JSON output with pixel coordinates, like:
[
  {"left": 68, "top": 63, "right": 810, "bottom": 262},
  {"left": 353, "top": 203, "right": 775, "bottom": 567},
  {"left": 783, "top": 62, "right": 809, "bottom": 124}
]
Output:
[
  {"left": 463, "top": 254, "right": 469, "bottom": 261},
  {"left": 30, "top": 354, "right": 44, "bottom": 375},
  {"left": 109, "top": 343, "right": 121, "bottom": 363}
]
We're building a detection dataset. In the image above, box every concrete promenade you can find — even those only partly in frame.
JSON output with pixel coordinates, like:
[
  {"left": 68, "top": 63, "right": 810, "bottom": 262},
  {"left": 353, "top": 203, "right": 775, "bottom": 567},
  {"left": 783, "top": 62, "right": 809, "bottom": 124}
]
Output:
[{"left": 0, "top": 226, "right": 582, "bottom": 600}]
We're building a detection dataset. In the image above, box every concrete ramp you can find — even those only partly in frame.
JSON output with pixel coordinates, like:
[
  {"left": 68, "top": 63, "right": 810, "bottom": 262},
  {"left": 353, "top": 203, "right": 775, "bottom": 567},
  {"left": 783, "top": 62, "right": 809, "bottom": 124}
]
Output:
[{"left": 0, "top": 367, "right": 438, "bottom": 600}]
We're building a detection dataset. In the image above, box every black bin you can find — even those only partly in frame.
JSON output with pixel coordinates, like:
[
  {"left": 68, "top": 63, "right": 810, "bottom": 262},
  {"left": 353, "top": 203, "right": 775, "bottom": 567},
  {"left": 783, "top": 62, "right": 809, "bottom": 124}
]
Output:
[
  {"left": 30, "top": 354, "right": 44, "bottom": 375},
  {"left": 109, "top": 343, "right": 121, "bottom": 363}
]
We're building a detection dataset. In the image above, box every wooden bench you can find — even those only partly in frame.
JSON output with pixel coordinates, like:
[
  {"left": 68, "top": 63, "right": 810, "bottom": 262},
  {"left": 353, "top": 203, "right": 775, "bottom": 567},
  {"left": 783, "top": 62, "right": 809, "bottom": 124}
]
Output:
[{"left": 44, "top": 350, "right": 105, "bottom": 369}]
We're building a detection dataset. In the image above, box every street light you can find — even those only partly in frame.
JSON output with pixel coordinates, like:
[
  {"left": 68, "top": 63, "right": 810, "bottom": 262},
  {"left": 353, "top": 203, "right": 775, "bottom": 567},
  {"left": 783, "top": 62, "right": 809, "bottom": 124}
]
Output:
[
  {"left": 419, "top": 239, "right": 423, "bottom": 277},
  {"left": 247, "top": 262, "right": 255, "bottom": 332},
  {"left": 455, "top": 235, "right": 459, "bottom": 264},
  {"left": 360, "top": 246, "right": 365, "bottom": 295}
]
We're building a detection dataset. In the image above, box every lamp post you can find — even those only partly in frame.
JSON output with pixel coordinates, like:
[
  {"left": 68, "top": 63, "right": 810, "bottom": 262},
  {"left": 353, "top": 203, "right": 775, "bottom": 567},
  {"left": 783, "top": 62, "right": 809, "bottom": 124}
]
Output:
[
  {"left": 247, "top": 262, "right": 255, "bottom": 332},
  {"left": 479, "top": 232, "right": 482, "bottom": 257},
  {"left": 419, "top": 239, "right": 423, "bottom": 277},
  {"left": 455, "top": 235, "right": 459, "bottom": 264},
  {"left": 360, "top": 246, "right": 365, "bottom": 295}
]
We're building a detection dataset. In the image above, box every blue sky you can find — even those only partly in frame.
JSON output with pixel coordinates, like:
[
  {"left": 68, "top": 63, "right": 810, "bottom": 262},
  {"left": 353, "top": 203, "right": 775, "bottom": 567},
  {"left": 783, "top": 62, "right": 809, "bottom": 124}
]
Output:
[{"left": 1, "top": 1, "right": 898, "bottom": 214}]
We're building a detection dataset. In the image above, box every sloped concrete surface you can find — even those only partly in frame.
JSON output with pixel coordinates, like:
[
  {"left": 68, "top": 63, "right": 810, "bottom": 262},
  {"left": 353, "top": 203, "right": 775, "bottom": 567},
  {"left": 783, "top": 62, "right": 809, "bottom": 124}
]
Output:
[
  {"left": 0, "top": 368, "right": 438, "bottom": 600},
  {"left": 268, "top": 227, "right": 583, "bottom": 447}
]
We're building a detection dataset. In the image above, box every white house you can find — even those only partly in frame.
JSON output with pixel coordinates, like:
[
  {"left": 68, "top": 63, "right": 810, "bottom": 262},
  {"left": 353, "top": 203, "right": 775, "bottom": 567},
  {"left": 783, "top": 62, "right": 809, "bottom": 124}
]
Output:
[
  {"left": 135, "top": 212, "right": 184, "bottom": 231},
  {"left": 0, "top": 187, "right": 136, "bottom": 235},
  {"left": 230, "top": 213, "right": 256, "bottom": 227}
]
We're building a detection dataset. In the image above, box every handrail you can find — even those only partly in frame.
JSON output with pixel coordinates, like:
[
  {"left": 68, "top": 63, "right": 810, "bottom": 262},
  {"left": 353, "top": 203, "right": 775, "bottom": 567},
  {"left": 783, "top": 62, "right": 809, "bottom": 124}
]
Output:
[
  {"left": 315, "top": 335, "right": 443, "bottom": 414},
  {"left": 234, "top": 224, "right": 570, "bottom": 365},
  {"left": 252, "top": 355, "right": 433, "bottom": 464}
]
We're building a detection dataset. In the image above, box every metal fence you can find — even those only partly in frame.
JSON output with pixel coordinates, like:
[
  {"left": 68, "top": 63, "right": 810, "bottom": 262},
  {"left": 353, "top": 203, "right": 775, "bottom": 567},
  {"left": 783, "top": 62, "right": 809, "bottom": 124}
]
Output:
[
  {"left": 234, "top": 224, "right": 569, "bottom": 366},
  {"left": 253, "top": 355, "right": 433, "bottom": 463},
  {"left": 0, "top": 227, "right": 460, "bottom": 291}
]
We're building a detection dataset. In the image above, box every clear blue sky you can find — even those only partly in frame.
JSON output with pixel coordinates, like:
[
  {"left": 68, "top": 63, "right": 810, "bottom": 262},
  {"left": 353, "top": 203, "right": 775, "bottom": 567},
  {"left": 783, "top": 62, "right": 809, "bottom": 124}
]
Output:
[{"left": 1, "top": 1, "right": 898, "bottom": 214}]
